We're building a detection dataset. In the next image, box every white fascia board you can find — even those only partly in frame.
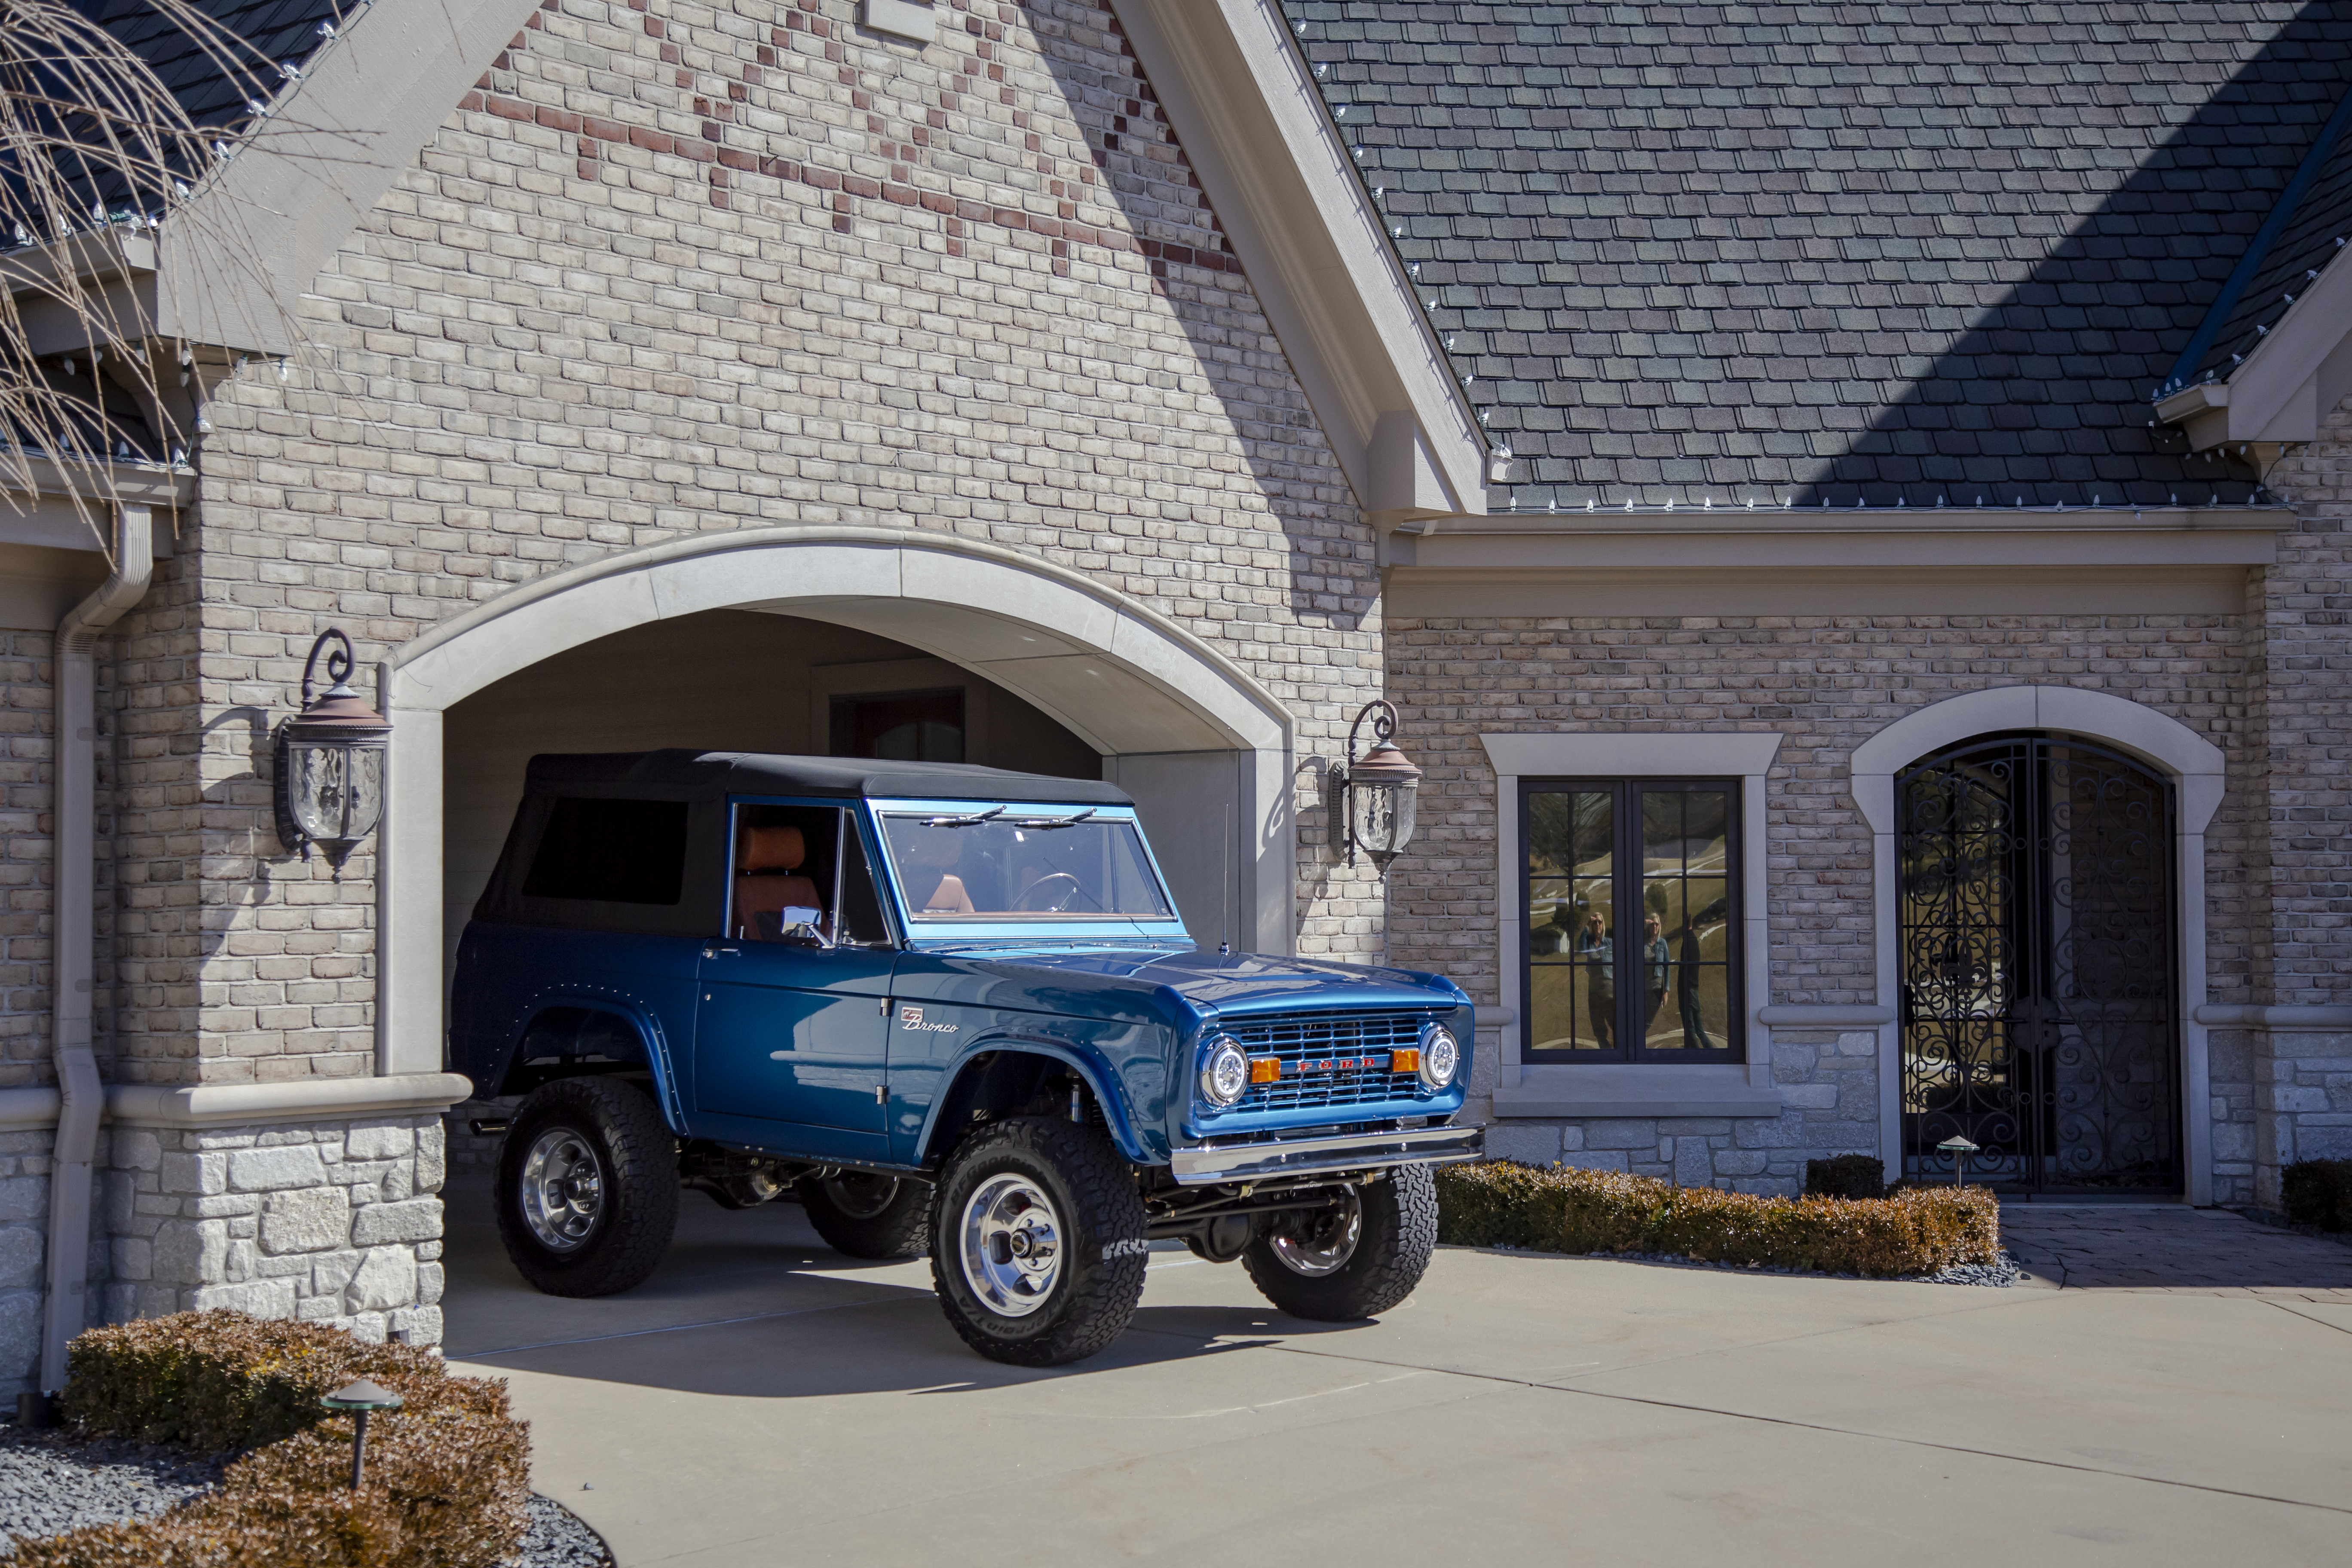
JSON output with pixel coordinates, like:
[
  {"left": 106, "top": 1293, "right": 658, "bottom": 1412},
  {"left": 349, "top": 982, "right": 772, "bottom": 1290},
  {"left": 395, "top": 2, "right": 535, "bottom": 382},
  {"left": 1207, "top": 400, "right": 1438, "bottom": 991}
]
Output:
[
  {"left": 1112, "top": 0, "right": 1490, "bottom": 522},
  {"left": 2159, "top": 243, "right": 2352, "bottom": 448},
  {"left": 155, "top": 0, "right": 545, "bottom": 355}
]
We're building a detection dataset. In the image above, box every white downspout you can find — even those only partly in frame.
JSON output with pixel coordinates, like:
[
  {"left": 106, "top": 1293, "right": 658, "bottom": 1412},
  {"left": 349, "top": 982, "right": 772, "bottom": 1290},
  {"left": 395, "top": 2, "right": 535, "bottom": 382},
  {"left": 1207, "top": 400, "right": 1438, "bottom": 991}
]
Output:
[{"left": 40, "top": 502, "right": 152, "bottom": 1396}]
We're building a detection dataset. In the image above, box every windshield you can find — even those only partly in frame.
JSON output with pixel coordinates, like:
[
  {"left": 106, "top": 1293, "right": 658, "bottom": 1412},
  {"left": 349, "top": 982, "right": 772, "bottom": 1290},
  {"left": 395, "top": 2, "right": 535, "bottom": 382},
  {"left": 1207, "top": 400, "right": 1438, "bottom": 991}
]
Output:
[{"left": 878, "top": 808, "right": 1174, "bottom": 921}]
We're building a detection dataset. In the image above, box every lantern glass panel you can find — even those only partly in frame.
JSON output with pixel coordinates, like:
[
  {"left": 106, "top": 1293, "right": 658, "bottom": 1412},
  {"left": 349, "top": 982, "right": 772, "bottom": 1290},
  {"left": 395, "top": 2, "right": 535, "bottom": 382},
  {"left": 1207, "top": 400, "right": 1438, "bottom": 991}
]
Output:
[
  {"left": 1350, "top": 775, "right": 1418, "bottom": 858},
  {"left": 290, "top": 741, "right": 385, "bottom": 845}
]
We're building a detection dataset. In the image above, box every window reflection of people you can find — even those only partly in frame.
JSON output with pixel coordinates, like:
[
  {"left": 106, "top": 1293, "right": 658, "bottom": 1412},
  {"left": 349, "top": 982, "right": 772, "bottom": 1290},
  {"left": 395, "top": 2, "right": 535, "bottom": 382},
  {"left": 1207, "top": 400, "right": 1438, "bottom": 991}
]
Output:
[
  {"left": 1537, "top": 899, "right": 1574, "bottom": 954},
  {"left": 1642, "top": 914, "right": 1670, "bottom": 1028},
  {"left": 902, "top": 833, "right": 975, "bottom": 914},
  {"left": 1574, "top": 910, "right": 1614, "bottom": 1047},
  {"left": 1675, "top": 901, "right": 1720, "bottom": 1049}
]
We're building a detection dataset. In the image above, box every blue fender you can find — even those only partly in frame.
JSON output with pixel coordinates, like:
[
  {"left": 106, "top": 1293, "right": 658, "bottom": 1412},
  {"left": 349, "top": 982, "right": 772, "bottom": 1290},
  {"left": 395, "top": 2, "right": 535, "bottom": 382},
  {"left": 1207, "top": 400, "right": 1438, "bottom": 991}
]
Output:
[{"left": 495, "top": 988, "right": 687, "bottom": 1133}]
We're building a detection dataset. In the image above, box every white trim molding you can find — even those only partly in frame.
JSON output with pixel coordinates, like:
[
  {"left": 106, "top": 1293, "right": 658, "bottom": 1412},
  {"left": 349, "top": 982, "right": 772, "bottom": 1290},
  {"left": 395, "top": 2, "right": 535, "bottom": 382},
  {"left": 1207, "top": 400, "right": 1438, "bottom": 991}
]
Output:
[
  {"left": 1479, "top": 731, "right": 1784, "bottom": 1121},
  {"left": 379, "top": 527, "right": 1299, "bottom": 1076},
  {"left": 1112, "top": 0, "right": 1491, "bottom": 523},
  {"left": 1849, "top": 686, "right": 2226, "bottom": 1204},
  {"left": 0, "top": 1074, "right": 472, "bottom": 1132}
]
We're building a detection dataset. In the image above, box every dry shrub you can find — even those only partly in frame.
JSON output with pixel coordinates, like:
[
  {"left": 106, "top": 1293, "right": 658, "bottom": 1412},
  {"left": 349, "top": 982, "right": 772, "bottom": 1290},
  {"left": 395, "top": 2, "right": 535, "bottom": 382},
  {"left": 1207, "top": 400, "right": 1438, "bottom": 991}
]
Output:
[
  {"left": 1436, "top": 1161, "right": 2000, "bottom": 1277},
  {"left": 17, "top": 1311, "right": 527, "bottom": 1568}
]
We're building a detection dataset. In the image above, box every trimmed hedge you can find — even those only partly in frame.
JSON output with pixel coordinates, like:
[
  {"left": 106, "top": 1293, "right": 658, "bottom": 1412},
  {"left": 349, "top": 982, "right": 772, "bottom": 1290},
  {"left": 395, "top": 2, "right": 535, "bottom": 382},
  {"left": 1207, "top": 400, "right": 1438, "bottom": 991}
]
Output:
[
  {"left": 17, "top": 1312, "right": 528, "bottom": 1568},
  {"left": 1436, "top": 1161, "right": 2000, "bottom": 1277},
  {"left": 2282, "top": 1158, "right": 2352, "bottom": 1232}
]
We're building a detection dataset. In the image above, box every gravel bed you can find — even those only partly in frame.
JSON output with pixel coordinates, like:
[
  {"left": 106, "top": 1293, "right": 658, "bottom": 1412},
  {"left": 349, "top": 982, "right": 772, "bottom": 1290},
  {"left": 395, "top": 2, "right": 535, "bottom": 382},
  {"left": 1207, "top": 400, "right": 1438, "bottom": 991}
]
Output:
[
  {"left": 1477, "top": 1245, "right": 2023, "bottom": 1286},
  {"left": 515, "top": 1493, "right": 616, "bottom": 1568},
  {"left": 0, "top": 1424, "right": 612, "bottom": 1566},
  {"left": 0, "top": 1425, "right": 227, "bottom": 1553}
]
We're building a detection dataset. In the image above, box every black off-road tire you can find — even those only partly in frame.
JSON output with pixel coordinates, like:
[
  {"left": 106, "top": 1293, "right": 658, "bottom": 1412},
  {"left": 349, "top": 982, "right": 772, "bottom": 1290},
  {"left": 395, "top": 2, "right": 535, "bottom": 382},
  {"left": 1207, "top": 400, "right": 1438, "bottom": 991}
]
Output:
[
  {"left": 496, "top": 1078, "right": 680, "bottom": 1298},
  {"left": 798, "top": 1171, "right": 932, "bottom": 1259},
  {"left": 1242, "top": 1165, "right": 1438, "bottom": 1321},
  {"left": 929, "top": 1117, "right": 1149, "bottom": 1366}
]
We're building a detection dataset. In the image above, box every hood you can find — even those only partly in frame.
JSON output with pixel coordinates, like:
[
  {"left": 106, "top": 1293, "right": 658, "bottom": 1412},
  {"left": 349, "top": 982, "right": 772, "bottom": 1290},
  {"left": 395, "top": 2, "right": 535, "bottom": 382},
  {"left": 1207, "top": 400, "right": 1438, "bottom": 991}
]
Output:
[{"left": 936, "top": 943, "right": 1469, "bottom": 1019}]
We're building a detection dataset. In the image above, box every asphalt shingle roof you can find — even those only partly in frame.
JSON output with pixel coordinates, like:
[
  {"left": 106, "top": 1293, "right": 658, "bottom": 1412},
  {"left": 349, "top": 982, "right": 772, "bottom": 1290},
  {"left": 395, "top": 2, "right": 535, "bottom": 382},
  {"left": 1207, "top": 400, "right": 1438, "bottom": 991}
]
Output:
[{"left": 1283, "top": 1, "right": 2352, "bottom": 508}]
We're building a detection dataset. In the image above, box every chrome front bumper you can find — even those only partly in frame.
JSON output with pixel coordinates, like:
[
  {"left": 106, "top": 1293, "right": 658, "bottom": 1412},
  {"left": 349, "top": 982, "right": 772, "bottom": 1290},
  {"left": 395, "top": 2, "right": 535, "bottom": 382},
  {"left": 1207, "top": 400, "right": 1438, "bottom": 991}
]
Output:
[{"left": 1167, "top": 1124, "right": 1485, "bottom": 1187}]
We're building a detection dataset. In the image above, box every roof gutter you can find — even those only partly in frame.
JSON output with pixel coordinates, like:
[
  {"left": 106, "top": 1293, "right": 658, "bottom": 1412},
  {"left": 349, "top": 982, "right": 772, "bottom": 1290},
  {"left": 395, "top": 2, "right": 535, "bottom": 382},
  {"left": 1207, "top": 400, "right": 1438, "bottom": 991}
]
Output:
[{"left": 40, "top": 501, "right": 151, "bottom": 1398}]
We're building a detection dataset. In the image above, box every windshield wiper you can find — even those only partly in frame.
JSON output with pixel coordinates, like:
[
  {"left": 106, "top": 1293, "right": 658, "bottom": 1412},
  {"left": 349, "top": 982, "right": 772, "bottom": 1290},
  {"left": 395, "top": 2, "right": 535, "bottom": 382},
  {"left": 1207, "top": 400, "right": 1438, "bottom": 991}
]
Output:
[
  {"left": 1010, "top": 809, "right": 1097, "bottom": 830},
  {"left": 922, "top": 806, "right": 1007, "bottom": 827}
]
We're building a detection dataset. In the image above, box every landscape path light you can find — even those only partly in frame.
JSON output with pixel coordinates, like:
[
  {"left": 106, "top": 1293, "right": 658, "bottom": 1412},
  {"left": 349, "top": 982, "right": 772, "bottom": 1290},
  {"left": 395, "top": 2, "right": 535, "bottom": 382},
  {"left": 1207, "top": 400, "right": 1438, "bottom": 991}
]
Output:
[
  {"left": 1329, "top": 699, "right": 1421, "bottom": 873},
  {"left": 274, "top": 628, "right": 392, "bottom": 868},
  {"left": 321, "top": 1377, "right": 403, "bottom": 1489},
  {"left": 1937, "top": 1135, "right": 1981, "bottom": 1188}
]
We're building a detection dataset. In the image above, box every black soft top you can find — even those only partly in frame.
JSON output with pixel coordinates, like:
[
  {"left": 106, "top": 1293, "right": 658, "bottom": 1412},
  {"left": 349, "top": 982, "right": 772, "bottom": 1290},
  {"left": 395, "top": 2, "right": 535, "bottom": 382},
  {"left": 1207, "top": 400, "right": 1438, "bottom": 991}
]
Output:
[{"left": 523, "top": 750, "right": 1132, "bottom": 806}]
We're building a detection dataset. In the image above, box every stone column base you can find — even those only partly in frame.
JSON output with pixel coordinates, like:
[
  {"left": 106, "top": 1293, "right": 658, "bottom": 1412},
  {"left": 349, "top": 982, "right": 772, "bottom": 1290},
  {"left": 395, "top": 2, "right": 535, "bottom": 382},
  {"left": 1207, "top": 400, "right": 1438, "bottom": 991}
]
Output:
[{"left": 103, "top": 1111, "right": 450, "bottom": 1345}]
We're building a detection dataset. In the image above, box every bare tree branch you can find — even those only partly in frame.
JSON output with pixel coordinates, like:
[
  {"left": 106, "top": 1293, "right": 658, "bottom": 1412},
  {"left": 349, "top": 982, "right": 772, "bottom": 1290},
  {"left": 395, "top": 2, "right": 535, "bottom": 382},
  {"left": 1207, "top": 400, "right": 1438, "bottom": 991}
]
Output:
[{"left": 0, "top": 0, "right": 337, "bottom": 553}]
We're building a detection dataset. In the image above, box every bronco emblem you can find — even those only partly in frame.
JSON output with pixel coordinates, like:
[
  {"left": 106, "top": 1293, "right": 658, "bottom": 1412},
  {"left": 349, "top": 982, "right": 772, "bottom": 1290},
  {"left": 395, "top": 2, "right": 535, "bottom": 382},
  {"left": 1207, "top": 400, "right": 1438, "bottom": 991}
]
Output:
[{"left": 898, "top": 1005, "right": 958, "bottom": 1034}]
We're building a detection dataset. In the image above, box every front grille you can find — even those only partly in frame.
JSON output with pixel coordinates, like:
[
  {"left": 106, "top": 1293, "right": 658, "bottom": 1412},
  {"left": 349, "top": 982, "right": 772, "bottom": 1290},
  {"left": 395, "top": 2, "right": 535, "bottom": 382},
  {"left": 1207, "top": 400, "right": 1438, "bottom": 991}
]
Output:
[{"left": 1220, "top": 1011, "right": 1430, "bottom": 1112}]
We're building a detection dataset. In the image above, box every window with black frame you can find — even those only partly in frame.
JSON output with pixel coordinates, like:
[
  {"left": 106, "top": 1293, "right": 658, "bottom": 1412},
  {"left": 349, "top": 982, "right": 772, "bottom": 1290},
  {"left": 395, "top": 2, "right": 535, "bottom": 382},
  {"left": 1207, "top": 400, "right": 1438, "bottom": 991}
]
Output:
[{"left": 1522, "top": 779, "right": 1742, "bottom": 1062}]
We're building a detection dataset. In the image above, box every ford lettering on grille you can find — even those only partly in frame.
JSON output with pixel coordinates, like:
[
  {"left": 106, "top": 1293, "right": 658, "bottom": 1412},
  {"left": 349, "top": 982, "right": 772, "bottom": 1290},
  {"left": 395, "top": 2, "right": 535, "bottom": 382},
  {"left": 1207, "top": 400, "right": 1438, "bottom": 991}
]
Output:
[{"left": 1221, "top": 1013, "right": 1429, "bottom": 1112}]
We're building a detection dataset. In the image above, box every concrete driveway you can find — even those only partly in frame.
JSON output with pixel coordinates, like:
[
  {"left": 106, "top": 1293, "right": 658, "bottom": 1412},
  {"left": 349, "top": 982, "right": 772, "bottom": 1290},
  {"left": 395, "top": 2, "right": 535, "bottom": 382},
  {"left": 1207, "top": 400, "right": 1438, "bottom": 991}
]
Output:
[{"left": 442, "top": 1180, "right": 2351, "bottom": 1567}]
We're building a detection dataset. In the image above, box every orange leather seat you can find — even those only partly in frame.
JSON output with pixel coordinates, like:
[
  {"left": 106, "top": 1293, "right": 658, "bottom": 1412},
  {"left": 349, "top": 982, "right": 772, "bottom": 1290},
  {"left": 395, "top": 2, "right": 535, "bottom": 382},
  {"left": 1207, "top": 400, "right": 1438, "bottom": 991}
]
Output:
[{"left": 735, "top": 825, "right": 822, "bottom": 939}]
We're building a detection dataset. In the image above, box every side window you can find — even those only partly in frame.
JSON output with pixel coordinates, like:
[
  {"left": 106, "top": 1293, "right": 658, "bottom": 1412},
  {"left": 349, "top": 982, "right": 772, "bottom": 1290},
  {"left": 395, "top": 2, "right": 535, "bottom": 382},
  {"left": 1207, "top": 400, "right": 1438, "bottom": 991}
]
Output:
[
  {"left": 732, "top": 804, "right": 839, "bottom": 943},
  {"left": 521, "top": 798, "right": 689, "bottom": 906},
  {"left": 836, "top": 822, "right": 892, "bottom": 946}
]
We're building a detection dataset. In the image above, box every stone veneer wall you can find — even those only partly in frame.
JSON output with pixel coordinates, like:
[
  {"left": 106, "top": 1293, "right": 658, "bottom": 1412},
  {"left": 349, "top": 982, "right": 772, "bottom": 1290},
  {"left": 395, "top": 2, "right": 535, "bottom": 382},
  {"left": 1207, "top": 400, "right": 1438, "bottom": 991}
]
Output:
[
  {"left": 1387, "top": 612, "right": 2251, "bottom": 1197},
  {"left": 101, "top": 1115, "right": 446, "bottom": 1344},
  {"left": 1480, "top": 1031, "right": 1879, "bottom": 1193}
]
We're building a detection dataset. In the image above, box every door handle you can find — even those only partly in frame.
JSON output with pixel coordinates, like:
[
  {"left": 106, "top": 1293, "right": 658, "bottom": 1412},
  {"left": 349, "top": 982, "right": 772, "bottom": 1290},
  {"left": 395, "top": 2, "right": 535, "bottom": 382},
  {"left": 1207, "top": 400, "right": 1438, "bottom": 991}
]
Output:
[{"left": 702, "top": 946, "right": 742, "bottom": 959}]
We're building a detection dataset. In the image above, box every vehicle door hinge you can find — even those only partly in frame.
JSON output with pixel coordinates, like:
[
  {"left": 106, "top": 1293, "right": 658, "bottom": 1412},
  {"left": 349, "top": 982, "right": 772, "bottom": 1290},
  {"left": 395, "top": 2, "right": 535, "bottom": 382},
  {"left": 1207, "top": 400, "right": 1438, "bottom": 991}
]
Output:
[
  {"left": 876, "top": 1084, "right": 887, "bottom": 1104},
  {"left": 880, "top": 995, "right": 889, "bottom": 1015}
]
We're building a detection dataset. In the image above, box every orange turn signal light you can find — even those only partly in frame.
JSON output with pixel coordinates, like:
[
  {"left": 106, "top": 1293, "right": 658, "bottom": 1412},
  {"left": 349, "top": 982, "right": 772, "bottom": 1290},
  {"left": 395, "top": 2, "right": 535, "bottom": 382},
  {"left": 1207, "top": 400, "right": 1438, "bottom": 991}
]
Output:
[
  {"left": 1391, "top": 1047, "right": 1421, "bottom": 1074},
  {"left": 1247, "top": 1057, "right": 1281, "bottom": 1084}
]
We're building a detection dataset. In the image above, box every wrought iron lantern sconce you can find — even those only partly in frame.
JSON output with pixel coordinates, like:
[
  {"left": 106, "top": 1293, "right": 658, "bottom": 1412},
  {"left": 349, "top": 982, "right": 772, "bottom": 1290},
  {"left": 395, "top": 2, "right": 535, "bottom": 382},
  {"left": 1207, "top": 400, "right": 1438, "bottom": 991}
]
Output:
[
  {"left": 1328, "top": 700, "right": 1422, "bottom": 873},
  {"left": 274, "top": 629, "right": 392, "bottom": 867},
  {"left": 322, "top": 1377, "right": 403, "bottom": 1489}
]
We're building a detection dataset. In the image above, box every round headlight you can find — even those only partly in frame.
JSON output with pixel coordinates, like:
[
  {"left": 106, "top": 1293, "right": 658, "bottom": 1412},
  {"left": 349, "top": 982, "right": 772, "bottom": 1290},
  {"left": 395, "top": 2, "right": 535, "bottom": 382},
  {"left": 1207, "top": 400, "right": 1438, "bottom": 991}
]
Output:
[
  {"left": 1200, "top": 1036, "right": 1249, "bottom": 1107},
  {"left": 1417, "top": 1023, "right": 1460, "bottom": 1090}
]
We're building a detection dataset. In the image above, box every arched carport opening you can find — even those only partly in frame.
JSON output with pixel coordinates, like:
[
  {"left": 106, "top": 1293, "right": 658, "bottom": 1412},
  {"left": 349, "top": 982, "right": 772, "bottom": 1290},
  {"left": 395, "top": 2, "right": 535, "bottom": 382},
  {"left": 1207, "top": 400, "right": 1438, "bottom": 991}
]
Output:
[{"left": 375, "top": 527, "right": 1297, "bottom": 1080}]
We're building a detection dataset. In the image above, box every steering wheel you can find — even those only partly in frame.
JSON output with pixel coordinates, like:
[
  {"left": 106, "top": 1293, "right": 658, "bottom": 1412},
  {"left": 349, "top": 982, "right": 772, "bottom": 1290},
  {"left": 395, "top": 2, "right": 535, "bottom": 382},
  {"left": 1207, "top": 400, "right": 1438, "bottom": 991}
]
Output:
[{"left": 1013, "top": 872, "right": 1084, "bottom": 913}]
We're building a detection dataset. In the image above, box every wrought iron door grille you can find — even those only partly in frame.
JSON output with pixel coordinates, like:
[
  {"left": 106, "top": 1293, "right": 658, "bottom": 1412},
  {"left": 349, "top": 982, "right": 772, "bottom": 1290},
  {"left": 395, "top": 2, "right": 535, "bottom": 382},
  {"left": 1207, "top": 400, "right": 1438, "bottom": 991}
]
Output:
[
  {"left": 1896, "top": 733, "right": 2180, "bottom": 1193},
  {"left": 1221, "top": 1012, "right": 1428, "bottom": 1112}
]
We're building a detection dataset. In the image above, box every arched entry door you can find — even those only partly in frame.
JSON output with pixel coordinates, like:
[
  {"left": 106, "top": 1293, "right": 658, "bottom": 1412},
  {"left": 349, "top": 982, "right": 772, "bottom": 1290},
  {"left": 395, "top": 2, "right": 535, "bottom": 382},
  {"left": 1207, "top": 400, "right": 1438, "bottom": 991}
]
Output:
[{"left": 1896, "top": 732, "right": 2180, "bottom": 1194}]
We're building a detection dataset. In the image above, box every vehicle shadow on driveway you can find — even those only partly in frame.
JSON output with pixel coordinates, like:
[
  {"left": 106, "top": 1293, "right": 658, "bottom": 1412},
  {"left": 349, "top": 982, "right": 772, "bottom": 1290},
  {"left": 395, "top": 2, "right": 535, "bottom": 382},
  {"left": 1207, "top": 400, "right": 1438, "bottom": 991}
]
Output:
[{"left": 444, "top": 1176, "right": 1339, "bottom": 1397}]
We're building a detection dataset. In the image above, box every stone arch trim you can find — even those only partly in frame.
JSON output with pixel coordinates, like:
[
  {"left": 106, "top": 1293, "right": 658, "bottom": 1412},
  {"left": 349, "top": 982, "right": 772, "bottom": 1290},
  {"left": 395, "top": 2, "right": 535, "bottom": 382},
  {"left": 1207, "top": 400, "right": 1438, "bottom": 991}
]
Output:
[
  {"left": 377, "top": 526, "right": 1298, "bottom": 1079},
  {"left": 386, "top": 524, "right": 1291, "bottom": 753},
  {"left": 1847, "top": 684, "right": 2223, "bottom": 1205},
  {"left": 1850, "top": 685, "right": 2225, "bottom": 835}
]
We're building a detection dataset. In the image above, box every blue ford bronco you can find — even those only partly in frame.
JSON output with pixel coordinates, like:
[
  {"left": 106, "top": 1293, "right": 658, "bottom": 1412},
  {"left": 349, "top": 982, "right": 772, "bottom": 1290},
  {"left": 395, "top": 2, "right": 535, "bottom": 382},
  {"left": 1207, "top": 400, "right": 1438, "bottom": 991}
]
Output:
[{"left": 451, "top": 750, "right": 1481, "bottom": 1365}]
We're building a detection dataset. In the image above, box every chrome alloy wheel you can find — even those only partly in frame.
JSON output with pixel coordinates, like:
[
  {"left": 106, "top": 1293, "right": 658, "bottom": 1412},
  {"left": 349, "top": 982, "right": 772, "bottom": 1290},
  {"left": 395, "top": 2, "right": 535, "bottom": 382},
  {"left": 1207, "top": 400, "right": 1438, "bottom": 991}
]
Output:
[
  {"left": 821, "top": 1171, "right": 900, "bottom": 1219},
  {"left": 519, "top": 1128, "right": 605, "bottom": 1252},
  {"left": 1267, "top": 1189, "right": 1363, "bottom": 1277},
  {"left": 959, "top": 1173, "right": 1063, "bottom": 1317}
]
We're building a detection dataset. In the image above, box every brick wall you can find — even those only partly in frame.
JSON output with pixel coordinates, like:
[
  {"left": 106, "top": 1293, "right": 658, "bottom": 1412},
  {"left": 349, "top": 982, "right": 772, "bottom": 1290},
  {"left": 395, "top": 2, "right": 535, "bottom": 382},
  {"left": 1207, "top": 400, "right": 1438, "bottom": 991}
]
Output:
[
  {"left": 1389, "top": 612, "right": 2253, "bottom": 1195},
  {"left": 1387, "top": 614, "right": 2252, "bottom": 1011},
  {"left": 150, "top": 0, "right": 1381, "bottom": 1088}
]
